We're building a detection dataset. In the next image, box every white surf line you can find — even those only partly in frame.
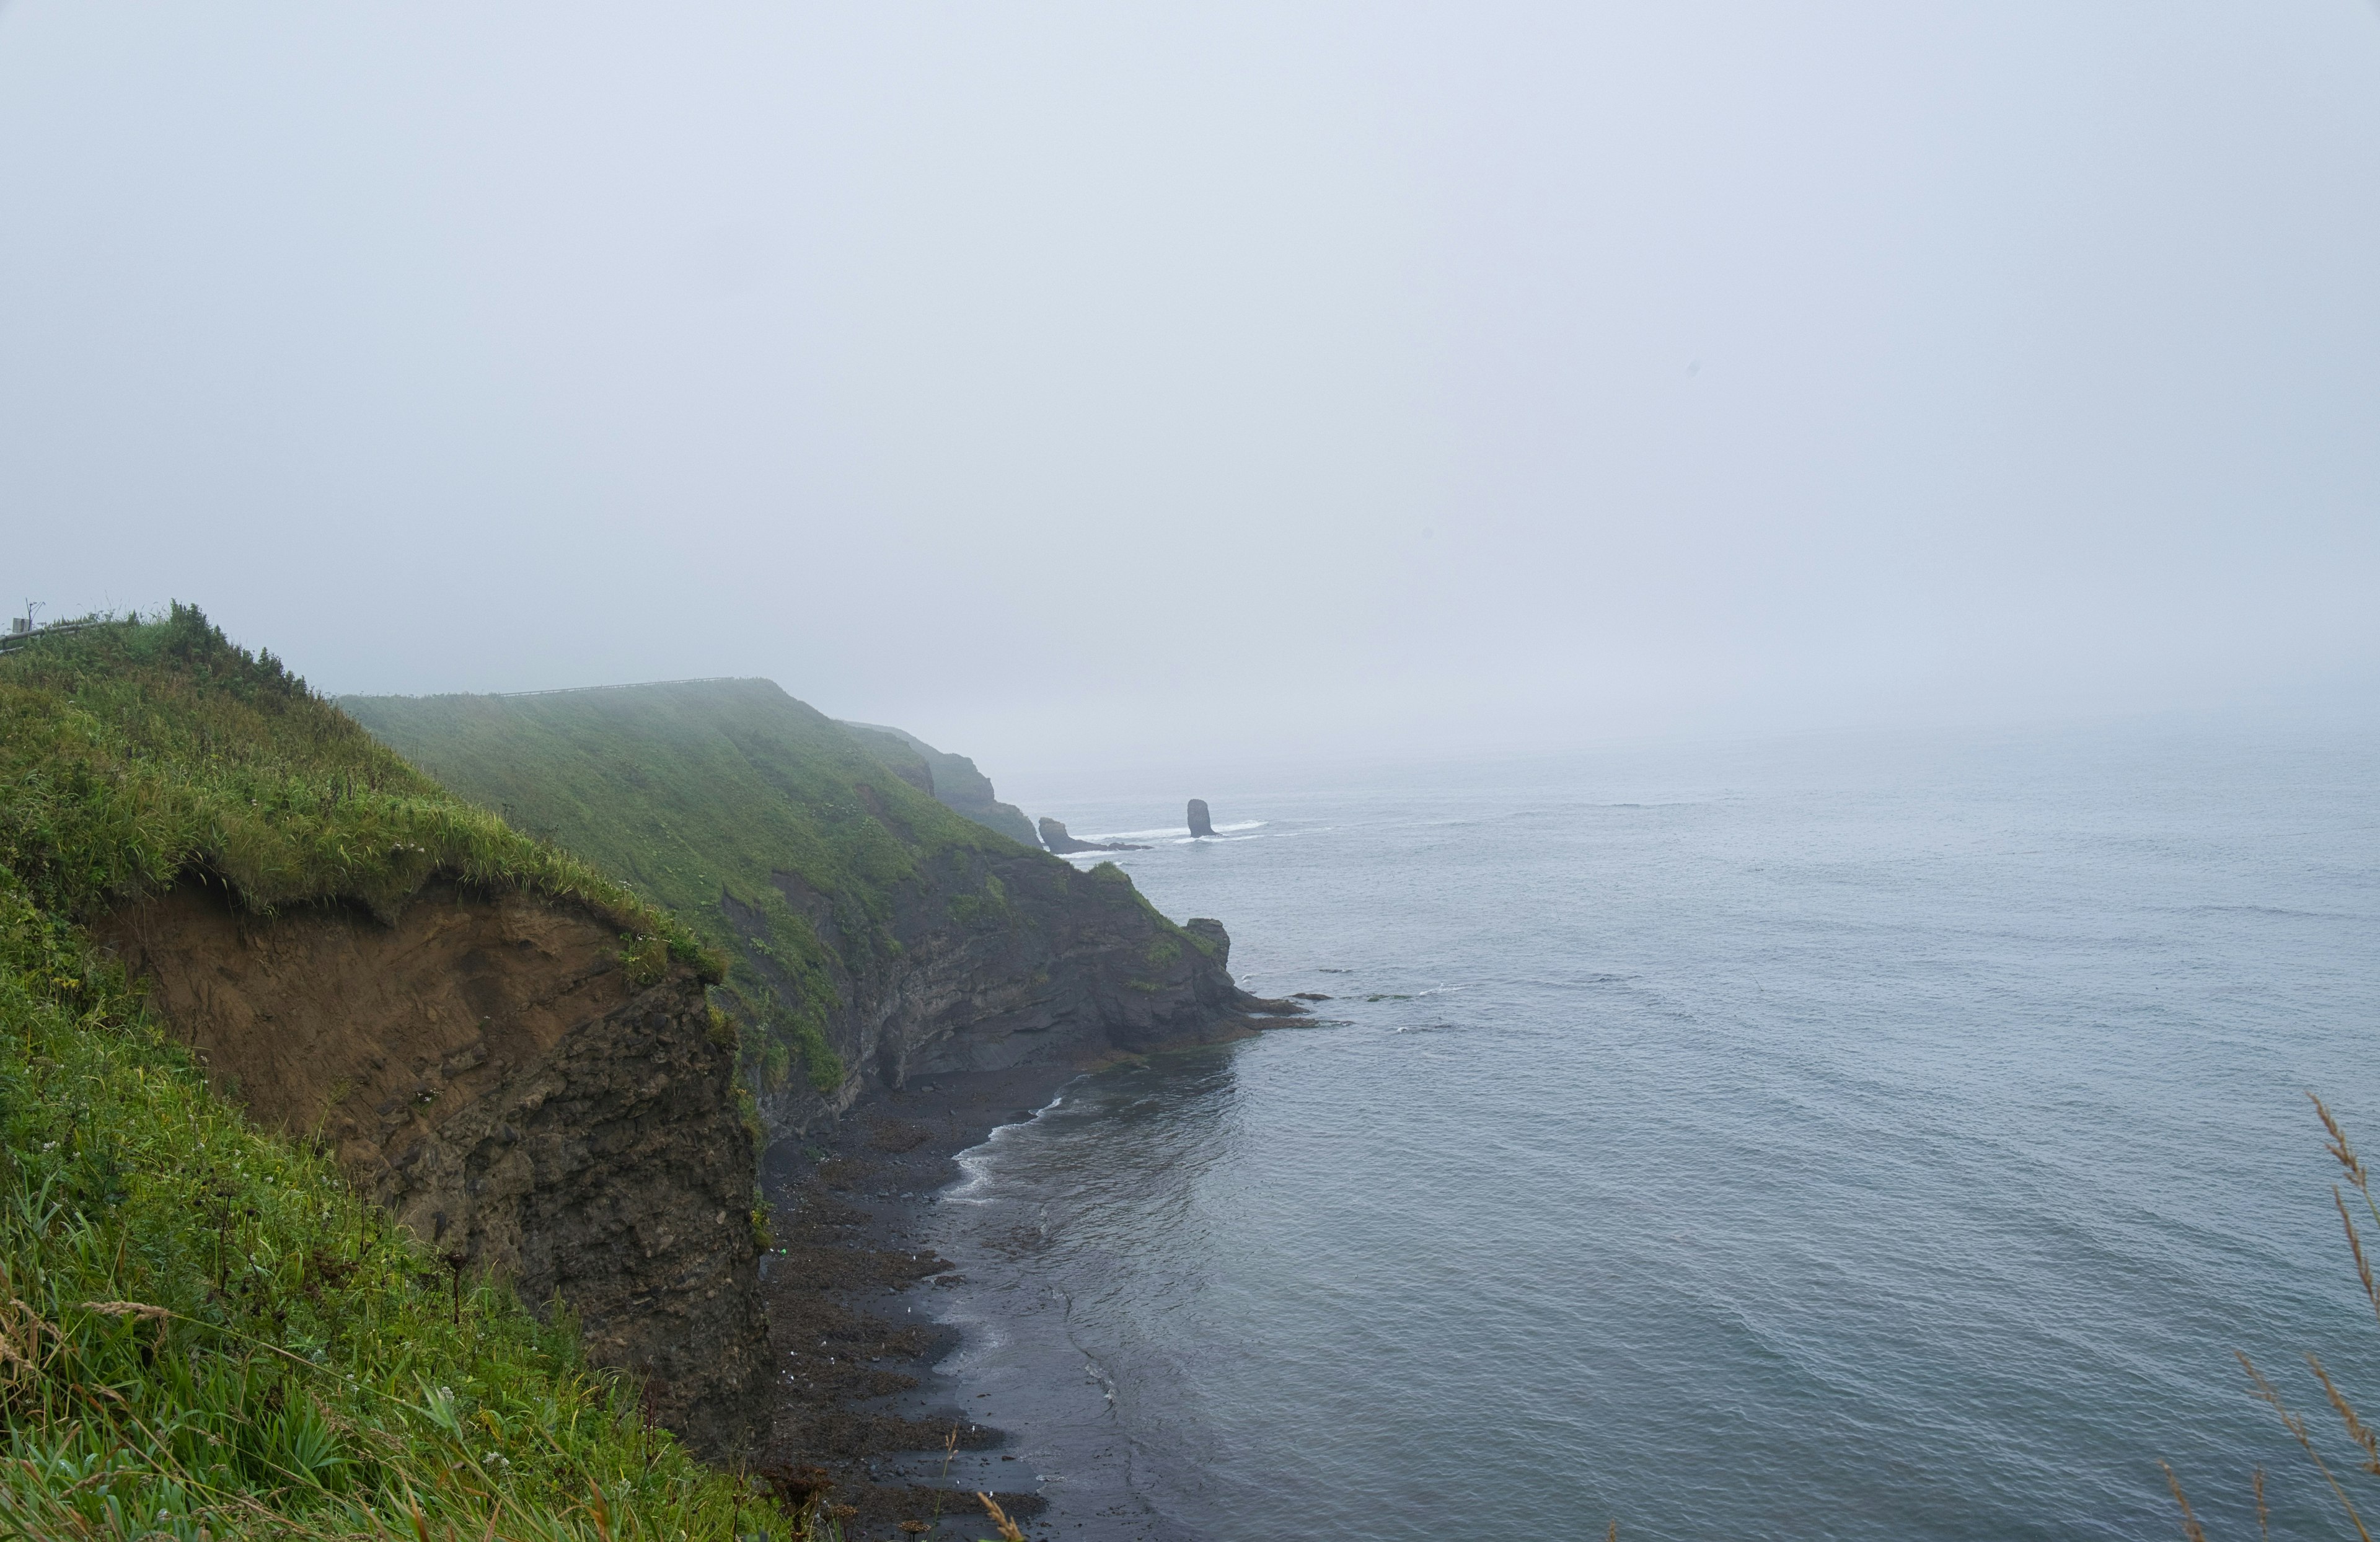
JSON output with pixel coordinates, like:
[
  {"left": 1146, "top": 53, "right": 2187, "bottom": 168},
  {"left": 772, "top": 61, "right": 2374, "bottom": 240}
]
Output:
[{"left": 943, "top": 1086, "right": 1078, "bottom": 1204}]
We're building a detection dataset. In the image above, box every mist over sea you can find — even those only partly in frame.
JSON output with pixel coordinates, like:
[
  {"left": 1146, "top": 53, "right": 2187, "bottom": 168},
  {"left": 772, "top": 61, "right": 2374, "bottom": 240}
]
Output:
[{"left": 917, "top": 721, "right": 2380, "bottom": 1540}]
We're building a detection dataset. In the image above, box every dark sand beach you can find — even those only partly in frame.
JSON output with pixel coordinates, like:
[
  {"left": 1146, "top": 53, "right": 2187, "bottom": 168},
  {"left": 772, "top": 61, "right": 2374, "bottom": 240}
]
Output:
[{"left": 756, "top": 1065, "right": 1082, "bottom": 1541}]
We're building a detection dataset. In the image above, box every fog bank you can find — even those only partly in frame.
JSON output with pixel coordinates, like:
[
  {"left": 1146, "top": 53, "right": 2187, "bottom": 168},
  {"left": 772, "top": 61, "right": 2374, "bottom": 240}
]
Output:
[{"left": 4, "top": 2, "right": 2376, "bottom": 775}]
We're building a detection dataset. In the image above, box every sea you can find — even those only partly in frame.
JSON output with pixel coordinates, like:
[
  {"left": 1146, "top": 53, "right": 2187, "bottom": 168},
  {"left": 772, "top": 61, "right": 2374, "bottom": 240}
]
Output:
[{"left": 912, "top": 719, "right": 2380, "bottom": 1541}]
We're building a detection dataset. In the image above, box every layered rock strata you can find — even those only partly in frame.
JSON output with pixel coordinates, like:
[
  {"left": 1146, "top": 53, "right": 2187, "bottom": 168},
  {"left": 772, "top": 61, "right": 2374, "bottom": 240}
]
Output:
[
  {"left": 739, "top": 858, "right": 1283, "bottom": 1137},
  {"left": 97, "top": 879, "right": 771, "bottom": 1460}
]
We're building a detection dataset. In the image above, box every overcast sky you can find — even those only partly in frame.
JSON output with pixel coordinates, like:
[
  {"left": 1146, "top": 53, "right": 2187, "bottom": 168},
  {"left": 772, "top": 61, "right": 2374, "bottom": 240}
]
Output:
[{"left": 4, "top": 2, "right": 2376, "bottom": 782}]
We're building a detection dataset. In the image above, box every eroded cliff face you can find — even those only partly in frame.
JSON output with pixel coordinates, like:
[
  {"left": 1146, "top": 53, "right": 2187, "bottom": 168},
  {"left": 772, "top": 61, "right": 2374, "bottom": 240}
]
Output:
[
  {"left": 95, "top": 879, "right": 770, "bottom": 1460},
  {"left": 732, "top": 848, "right": 1256, "bottom": 1135},
  {"left": 335, "top": 680, "right": 1292, "bottom": 1150}
]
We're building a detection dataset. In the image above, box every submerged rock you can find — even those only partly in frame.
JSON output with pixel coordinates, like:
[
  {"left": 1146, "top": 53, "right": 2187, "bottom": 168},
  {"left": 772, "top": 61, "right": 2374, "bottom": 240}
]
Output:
[{"left": 1188, "top": 798, "right": 1215, "bottom": 839}]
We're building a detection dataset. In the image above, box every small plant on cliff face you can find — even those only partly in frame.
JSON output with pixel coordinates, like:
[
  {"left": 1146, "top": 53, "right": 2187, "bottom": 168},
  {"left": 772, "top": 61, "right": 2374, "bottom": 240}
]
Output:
[{"left": 618, "top": 930, "right": 673, "bottom": 986}]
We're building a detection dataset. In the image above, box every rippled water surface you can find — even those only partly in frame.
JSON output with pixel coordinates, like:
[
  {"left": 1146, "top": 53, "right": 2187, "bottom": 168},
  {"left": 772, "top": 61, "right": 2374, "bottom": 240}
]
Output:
[{"left": 922, "top": 723, "right": 2380, "bottom": 1540}]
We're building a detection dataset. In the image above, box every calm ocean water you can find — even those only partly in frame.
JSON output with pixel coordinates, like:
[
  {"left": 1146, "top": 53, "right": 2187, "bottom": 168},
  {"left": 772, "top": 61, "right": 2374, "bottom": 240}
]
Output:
[{"left": 920, "top": 721, "right": 2380, "bottom": 1540}]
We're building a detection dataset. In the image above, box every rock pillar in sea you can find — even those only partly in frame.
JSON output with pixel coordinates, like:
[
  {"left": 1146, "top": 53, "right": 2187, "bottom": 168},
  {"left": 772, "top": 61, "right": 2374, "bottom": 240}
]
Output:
[{"left": 1188, "top": 798, "right": 1214, "bottom": 838}]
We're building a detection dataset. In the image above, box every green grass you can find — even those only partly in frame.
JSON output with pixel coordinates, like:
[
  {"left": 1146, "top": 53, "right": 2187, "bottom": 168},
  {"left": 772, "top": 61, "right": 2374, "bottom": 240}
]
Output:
[
  {"left": 0, "top": 609, "right": 801, "bottom": 1539},
  {"left": 0, "top": 606, "right": 711, "bottom": 977},
  {"left": 343, "top": 681, "right": 1036, "bottom": 1098}
]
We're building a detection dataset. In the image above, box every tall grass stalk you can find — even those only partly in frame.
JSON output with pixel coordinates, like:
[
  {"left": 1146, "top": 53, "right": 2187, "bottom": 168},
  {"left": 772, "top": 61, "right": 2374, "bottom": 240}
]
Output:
[{"left": 2164, "top": 1096, "right": 2380, "bottom": 1540}]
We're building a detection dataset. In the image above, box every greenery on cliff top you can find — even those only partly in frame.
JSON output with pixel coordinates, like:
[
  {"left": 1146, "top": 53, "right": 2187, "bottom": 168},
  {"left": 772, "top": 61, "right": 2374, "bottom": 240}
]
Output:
[
  {"left": 342, "top": 681, "right": 1038, "bottom": 1096},
  {"left": 0, "top": 611, "right": 792, "bottom": 1538},
  {"left": 837, "top": 721, "right": 1042, "bottom": 848},
  {"left": 0, "top": 606, "right": 708, "bottom": 975}
]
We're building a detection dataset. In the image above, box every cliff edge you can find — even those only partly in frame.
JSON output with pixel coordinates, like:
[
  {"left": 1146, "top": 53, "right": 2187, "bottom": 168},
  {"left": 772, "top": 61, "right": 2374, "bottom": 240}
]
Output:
[
  {"left": 97, "top": 882, "right": 768, "bottom": 1457},
  {"left": 840, "top": 721, "right": 1041, "bottom": 847},
  {"left": 343, "top": 681, "right": 1286, "bottom": 1142},
  {"left": 3, "top": 610, "right": 772, "bottom": 1460}
]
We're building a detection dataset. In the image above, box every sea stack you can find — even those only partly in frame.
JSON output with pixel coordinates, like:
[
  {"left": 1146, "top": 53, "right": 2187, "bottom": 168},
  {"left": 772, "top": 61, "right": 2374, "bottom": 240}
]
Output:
[{"left": 1188, "top": 798, "right": 1215, "bottom": 839}]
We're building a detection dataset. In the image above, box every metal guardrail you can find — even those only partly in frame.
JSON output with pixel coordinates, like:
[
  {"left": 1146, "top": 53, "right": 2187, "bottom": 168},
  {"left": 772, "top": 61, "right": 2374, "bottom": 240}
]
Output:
[
  {"left": 483, "top": 677, "right": 747, "bottom": 699},
  {"left": 0, "top": 619, "right": 110, "bottom": 656},
  {"left": 0, "top": 620, "right": 746, "bottom": 697}
]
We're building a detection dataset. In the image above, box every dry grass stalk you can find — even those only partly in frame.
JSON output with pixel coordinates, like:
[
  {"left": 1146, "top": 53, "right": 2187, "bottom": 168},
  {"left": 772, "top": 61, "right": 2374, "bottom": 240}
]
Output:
[
  {"left": 2316, "top": 1095, "right": 2369, "bottom": 1196},
  {"left": 2160, "top": 1461, "right": 2209, "bottom": 1542},
  {"left": 2241, "top": 1350, "right": 2376, "bottom": 1542},
  {"left": 2159, "top": 1103, "right": 2380, "bottom": 1539},
  {"left": 2335, "top": 1187, "right": 2380, "bottom": 1329},
  {"left": 975, "top": 1492, "right": 1026, "bottom": 1542},
  {"left": 2311, "top": 1354, "right": 2380, "bottom": 1474}
]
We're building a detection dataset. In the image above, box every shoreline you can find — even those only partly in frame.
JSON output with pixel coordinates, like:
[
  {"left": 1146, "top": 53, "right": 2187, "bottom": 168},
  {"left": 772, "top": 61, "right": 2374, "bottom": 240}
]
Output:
[
  {"left": 755, "top": 1062, "right": 1093, "bottom": 1541},
  {"left": 754, "top": 1007, "right": 1297, "bottom": 1540}
]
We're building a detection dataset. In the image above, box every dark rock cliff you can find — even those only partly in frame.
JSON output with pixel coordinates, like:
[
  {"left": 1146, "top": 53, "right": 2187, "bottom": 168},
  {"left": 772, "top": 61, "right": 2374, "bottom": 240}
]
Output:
[
  {"left": 342, "top": 681, "right": 1295, "bottom": 1153},
  {"left": 734, "top": 852, "right": 1255, "bottom": 1136},
  {"left": 96, "top": 880, "right": 772, "bottom": 1460},
  {"left": 1188, "top": 799, "right": 1215, "bottom": 838},
  {"left": 1183, "top": 917, "right": 1231, "bottom": 969}
]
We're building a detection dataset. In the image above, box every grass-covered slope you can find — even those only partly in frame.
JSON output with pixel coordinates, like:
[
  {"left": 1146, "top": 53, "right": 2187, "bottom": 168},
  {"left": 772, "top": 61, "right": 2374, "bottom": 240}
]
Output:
[
  {"left": 0, "top": 606, "right": 708, "bottom": 974},
  {"left": 837, "top": 722, "right": 1041, "bottom": 848},
  {"left": 0, "top": 610, "right": 787, "bottom": 1539},
  {"left": 343, "top": 681, "right": 1047, "bottom": 1097}
]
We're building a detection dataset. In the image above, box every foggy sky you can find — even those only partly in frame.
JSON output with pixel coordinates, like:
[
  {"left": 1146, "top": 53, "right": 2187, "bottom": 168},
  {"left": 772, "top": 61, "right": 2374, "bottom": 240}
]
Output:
[{"left": 4, "top": 2, "right": 2377, "bottom": 786}]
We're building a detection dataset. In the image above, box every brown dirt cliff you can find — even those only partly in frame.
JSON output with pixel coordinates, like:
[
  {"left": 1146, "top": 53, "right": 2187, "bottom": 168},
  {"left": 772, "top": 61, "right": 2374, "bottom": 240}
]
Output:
[{"left": 97, "top": 879, "right": 771, "bottom": 1460}]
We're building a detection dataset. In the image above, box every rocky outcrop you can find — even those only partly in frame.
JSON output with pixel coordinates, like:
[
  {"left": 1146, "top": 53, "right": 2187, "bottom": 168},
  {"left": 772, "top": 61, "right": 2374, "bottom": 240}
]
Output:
[
  {"left": 95, "top": 879, "right": 771, "bottom": 1461},
  {"left": 1187, "top": 799, "right": 1215, "bottom": 839},
  {"left": 341, "top": 679, "right": 1301, "bottom": 1165},
  {"left": 1183, "top": 917, "right": 1231, "bottom": 970},
  {"left": 736, "top": 850, "right": 1282, "bottom": 1138},
  {"left": 842, "top": 723, "right": 1039, "bottom": 847},
  {"left": 1036, "top": 818, "right": 1148, "bottom": 855}
]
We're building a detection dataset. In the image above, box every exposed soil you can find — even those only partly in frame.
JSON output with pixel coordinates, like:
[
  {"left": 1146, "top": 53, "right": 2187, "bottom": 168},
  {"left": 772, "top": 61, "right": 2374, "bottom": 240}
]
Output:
[{"left": 95, "top": 879, "right": 772, "bottom": 1458}]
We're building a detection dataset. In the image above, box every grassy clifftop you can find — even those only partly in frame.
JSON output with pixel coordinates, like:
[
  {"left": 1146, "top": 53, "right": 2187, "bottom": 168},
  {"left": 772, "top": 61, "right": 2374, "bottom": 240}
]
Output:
[
  {"left": 0, "top": 610, "right": 787, "bottom": 1539},
  {"left": 343, "top": 681, "right": 1054, "bottom": 1097},
  {"left": 0, "top": 606, "right": 708, "bottom": 974}
]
